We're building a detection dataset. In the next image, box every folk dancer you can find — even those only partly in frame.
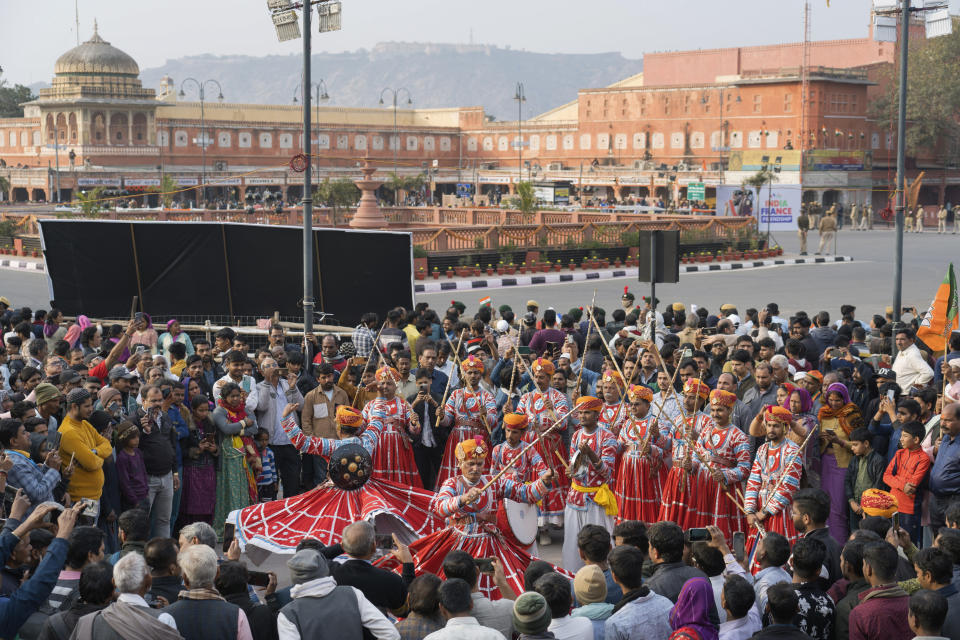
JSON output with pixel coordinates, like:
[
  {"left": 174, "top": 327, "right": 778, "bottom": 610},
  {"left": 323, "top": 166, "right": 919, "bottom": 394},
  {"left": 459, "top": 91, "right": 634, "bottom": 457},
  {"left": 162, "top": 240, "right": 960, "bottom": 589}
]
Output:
[
  {"left": 562, "top": 396, "right": 619, "bottom": 572},
  {"left": 658, "top": 378, "right": 712, "bottom": 528},
  {"left": 361, "top": 365, "right": 422, "bottom": 487},
  {"left": 517, "top": 358, "right": 572, "bottom": 540},
  {"left": 598, "top": 370, "right": 627, "bottom": 437},
  {"left": 403, "top": 436, "right": 556, "bottom": 599},
  {"left": 689, "top": 389, "right": 752, "bottom": 541},
  {"left": 744, "top": 405, "right": 803, "bottom": 572},
  {"left": 491, "top": 413, "right": 546, "bottom": 483},
  {"left": 436, "top": 354, "right": 497, "bottom": 487},
  {"left": 615, "top": 384, "right": 670, "bottom": 523},
  {"left": 229, "top": 404, "right": 442, "bottom": 551}
]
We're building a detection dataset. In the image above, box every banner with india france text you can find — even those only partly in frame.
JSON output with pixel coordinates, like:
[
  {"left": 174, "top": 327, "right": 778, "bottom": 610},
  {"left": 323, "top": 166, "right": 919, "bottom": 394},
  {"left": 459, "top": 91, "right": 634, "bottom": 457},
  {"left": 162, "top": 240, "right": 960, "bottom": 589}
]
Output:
[{"left": 917, "top": 263, "right": 959, "bottom": 353}]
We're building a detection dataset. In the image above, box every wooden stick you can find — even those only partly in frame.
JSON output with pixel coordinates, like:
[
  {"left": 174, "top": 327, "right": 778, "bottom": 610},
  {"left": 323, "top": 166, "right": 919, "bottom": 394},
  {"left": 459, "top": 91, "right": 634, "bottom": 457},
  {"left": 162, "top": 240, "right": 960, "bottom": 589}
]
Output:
[
  {"left": 351, "top": 321, "right": 388, "bottom": 407},
  {"left": 610, "top": 338, "right": 645, "bottom": 428},
  {"left": 441, "top": 334, "right": 493, "bottom": 438},
  {"left": 588, "top": 312, "right": 627, "bottom": 388},
  {"left": 554, "top": 449, "right": 572, "bottom": 474},
  {"left": 575, "top": 289, "right": 598, "bottom": 395},
  {"left": 469, "top": 418, "right": 569, "bottom": 500},
  {"left": 435, "top": 330, "right": 466, "bottom": 427},
  {"left": 759, "top": 425, "right": 818, "bottom": 515}
]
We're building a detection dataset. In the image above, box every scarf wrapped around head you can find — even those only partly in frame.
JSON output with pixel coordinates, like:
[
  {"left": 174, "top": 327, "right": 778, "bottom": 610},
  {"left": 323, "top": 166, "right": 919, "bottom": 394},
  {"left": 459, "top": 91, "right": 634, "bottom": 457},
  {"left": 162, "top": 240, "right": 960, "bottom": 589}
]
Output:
[
  {"left": 167, "top": 318, "right": 180, "bottom": 336},
  {"left": 63, "top": 324, "right": 82, "bottom": 348},
  {"left": 43, "top": 318, "right": 58, "bottom": 338},
  {"left": 77, "top": 315, "right": 92, "bottom": 331},
  {"left": 817, "top": 382, "right": 864, "bottom": 436},
  {"left": 786, "top": 386, "right": 814, "bottom": 414},
  {"left": 669, "top": 577, "right": 719, "bottom": 640}
]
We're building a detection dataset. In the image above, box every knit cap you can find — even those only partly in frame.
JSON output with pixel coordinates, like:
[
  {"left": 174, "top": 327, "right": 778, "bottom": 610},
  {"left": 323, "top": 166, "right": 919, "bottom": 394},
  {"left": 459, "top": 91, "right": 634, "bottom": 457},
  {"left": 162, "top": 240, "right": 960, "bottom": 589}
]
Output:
[
  {"left": 573, "top": 565, "right": 607, "bottom": 605},
  {"left": 512, "top": 591, "right": 552, "bottom": 635}
]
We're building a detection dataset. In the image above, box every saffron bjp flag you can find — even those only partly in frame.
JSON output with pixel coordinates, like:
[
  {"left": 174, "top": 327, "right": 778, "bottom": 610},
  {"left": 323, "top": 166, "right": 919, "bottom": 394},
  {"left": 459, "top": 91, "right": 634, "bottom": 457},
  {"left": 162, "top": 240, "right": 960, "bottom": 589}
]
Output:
[{"left": 917, "top": 263, "right": 959, "bottom": 353}]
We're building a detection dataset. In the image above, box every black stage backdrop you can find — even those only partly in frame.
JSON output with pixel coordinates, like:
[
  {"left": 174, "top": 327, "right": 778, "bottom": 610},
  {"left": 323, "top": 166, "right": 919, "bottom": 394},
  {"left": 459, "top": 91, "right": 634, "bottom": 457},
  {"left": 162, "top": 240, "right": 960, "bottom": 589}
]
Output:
[{"left": 39, "top": 220, "right": 413, "bottom": 325}]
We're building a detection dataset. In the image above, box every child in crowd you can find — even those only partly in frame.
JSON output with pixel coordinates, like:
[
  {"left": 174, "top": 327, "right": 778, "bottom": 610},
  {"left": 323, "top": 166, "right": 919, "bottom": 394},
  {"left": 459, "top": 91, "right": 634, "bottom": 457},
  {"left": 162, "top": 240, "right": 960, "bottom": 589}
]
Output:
[
  {"left": 844, "top": 427, "right": 887, "bottom": 532},
  {"left": 115, "top": 422, "right": 149, "bottom": 511},
  {"left": 255, "top": 428, "right": 278, "bottom": 501},
  {"left": 883, "top": 420, "right": 932, "bottom": 544},
  {"left": 178, "top": 395, "right": 219, "bottom": 527}
]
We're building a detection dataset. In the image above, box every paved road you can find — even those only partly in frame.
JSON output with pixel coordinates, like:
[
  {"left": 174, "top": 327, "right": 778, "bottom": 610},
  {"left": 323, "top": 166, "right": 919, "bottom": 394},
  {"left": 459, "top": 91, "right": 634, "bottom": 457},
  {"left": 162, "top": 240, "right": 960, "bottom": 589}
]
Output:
[
  {"left": 418, "top": 228, "right": 958, "bottom": 319},
  {"left": 1, "top": 227, "right": 956, "bottom": 321}
]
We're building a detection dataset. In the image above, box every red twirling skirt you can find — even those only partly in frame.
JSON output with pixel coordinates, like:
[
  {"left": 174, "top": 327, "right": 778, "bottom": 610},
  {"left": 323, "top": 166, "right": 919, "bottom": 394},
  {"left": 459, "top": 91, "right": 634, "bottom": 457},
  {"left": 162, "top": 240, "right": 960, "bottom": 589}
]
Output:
[
  {"left": 436, "top": 424, "right": 490, "bottom": 488},
  {"left": 227, "top": 477, "right": 443, "bottom": 553},
  {"left": 373, "top": 429, "right": 423, "bottom": 488},
  {"left": 376, "top": 522, "right": 571, "bottom": 600},
  {"left": 747, "top": 511, "right": 799, "bottom": 573},
  {"left": 658, "top": 467, "right": 745, "bottom": 540},
  {"left": 614, "top": 451, "right": 663, "bottom": 524}
]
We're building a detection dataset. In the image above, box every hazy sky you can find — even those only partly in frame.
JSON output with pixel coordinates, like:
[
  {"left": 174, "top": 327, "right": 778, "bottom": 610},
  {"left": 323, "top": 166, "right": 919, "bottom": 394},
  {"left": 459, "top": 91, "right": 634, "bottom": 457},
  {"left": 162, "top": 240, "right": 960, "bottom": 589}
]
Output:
[{"left": 3, "top": 0, "right": 959, "bottom": 86}]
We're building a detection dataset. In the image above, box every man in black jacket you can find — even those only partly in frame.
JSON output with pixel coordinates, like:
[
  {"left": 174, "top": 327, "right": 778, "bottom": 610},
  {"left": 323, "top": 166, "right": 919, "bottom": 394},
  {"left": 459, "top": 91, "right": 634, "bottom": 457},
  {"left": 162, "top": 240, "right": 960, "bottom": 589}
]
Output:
[
  {"left": 332, "top": 521, "right": 415, "bottom": 615},
  {"left": 791, "top": 489, "right": 842, "bottom": 589},
  {"left": 135, "top": 384, "right": 178, "bottom": 539},
  {"left": 407, "top": 369, "right": 446, "bottom": 491},
  {"left": 37, "top": 561, "right": 113, "bottom": 640},
  {"left": 216, "top": 562, "right": 278, "bottom": 640}
]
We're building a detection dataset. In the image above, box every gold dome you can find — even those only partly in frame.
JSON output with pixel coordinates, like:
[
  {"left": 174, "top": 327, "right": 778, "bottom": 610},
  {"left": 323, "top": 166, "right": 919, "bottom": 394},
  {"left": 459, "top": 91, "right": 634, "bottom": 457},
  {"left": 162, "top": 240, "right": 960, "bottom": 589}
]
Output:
[{"left": 54, "top": 22, "right": 139, "bottom": 78}]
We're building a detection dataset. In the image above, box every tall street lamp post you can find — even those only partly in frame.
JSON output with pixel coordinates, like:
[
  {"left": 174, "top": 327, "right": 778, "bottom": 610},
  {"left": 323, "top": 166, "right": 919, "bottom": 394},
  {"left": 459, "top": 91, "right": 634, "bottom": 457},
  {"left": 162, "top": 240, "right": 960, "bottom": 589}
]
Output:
[{"left": 179, "top": 78, "right": 224, "bottom": 207}]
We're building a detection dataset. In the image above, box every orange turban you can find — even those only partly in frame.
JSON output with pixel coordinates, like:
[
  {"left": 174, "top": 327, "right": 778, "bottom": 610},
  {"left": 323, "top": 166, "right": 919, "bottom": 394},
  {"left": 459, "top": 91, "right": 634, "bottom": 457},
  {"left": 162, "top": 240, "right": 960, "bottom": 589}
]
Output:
[
  {"left": 709, "top": 389, "right": 737, "bottom": 408},
  {"left": 375, "top": 366, "right": 402, "bottom": 383},
  {"left": 683, "top": 379, "right": 710, "bottom": 400},
  {"left": 460, "top": 354, "right": 484, "bottom": 374},
  {"left": 805, "top": 370, "right": 823, "bottom": 383},
  {"left": 336, "top": 405, "right": 363, "bottom": 428},
  {"left": 764, "top": 405, "right": 794, "bottom": 423},
  {"left": 602, "top": 369, "right": 623, "bottom": 386},
  {"left": 531, "top": 358, "right": 555, "bottom": 376},
  {"left": 455, "top": 436, "right": 488, "bottom": 462},
  {"left": 627, "top": 384, "right": 653, "bottom": 403},
  {"left": 860, "top": 488, "right": 898, "bottom": 518},
  {"left": 502, "top": 413, "right": 529, "bottom": 430},
  {"left": 576, "top": 396, "right": 603, "bottom": 412}
]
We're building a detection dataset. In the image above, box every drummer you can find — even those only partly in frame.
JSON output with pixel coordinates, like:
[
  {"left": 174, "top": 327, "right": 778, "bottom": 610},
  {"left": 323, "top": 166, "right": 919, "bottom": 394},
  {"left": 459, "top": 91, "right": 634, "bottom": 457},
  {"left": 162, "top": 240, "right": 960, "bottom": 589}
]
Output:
[
  {"left": 491, "top": 413, "right": 546, "bottom": 483},
  {"left": 401, "top": 437, "right": 556, "bottom": 599},
  {"left": 562, "top": 396, "right": 619, "bottom": 572}
]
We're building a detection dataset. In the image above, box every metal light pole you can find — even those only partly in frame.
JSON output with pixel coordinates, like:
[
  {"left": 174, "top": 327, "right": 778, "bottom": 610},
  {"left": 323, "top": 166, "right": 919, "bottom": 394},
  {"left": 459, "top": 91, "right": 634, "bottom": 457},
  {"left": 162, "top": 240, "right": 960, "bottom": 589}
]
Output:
[
  {"left": 514, "top": 82, "right": 526, "bottom": 185},
  {"left": 301, "top": 4, "right": 314, "bottom": 342},
  {"left": 179, "top": 78, "right": 224, "bottom": 208},
  {"left": 293, "top": 80, "right": 330, "bottom": 183},
  {"left": 53, "top": 128, "right": 61, "bottom": 203},
  {"left": 379, "top": 87, "right": 412, "bottom": 180},
  {"left": 892, "top": 0, "right": 910, "bottom": 323}
]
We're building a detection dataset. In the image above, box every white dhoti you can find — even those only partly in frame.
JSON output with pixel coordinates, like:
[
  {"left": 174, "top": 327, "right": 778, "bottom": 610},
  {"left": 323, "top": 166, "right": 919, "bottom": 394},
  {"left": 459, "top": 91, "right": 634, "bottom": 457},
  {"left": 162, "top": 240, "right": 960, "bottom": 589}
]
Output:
[{"left": 561, "top": 500, "right": 615, "bottom": 572}]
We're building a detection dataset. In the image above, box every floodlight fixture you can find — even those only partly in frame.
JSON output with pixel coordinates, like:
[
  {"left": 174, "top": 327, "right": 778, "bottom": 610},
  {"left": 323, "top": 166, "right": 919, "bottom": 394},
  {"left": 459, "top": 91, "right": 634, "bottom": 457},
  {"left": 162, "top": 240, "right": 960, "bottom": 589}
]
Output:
[{"left": 317, "top": 0, "right": 342, "bottom": 33}]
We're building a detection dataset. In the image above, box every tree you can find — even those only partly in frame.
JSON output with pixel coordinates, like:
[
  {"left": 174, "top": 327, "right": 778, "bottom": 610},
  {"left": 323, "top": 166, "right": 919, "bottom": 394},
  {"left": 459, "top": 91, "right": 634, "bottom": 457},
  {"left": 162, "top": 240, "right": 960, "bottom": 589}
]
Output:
[
  {"left": 314, "top": 178, "right": 360, "bottom": 227},
  {"left": 155, "top": 175, "right": 178, "bottom": 209},
  {"left": 75, "top": 187, "right": 104, "bottom": 217},
  {"left": 0, "top": 175, "right": 9, "bottom": 202},
  {"left": 515, "top": 180, "right": 537, "bottom": 219},
  {"left": 0, "top": 77, "right": 37, "bottom": 118},
  {"left": 384, "top": 172, "right": 427, "bottom": 205},
  {"left": 870, "top": 26, "right": 960, "bottom": 163},
  {"left": 743, "top": 168, "right": 775, "bottom": 216}
]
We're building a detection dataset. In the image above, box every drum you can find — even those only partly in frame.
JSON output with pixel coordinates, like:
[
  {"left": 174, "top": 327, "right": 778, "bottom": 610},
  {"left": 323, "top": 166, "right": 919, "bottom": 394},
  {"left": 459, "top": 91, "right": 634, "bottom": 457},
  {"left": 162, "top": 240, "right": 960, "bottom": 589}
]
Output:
[{"left": 496, "top": 499, "right": 539, "bottom": 547}]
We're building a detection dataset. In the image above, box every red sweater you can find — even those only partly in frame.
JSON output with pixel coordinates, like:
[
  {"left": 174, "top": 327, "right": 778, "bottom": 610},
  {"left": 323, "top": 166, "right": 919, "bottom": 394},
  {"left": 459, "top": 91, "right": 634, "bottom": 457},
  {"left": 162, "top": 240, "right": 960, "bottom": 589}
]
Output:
[{"left": 882, "top": 446, "right": 932, "bottom": 515}]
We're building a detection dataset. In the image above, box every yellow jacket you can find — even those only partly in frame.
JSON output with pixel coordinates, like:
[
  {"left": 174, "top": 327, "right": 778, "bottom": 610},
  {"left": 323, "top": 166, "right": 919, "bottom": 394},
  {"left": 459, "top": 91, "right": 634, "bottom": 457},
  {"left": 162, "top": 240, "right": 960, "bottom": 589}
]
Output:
[{"left": 58, "top": 415, "right": 113, "bottom": 500}]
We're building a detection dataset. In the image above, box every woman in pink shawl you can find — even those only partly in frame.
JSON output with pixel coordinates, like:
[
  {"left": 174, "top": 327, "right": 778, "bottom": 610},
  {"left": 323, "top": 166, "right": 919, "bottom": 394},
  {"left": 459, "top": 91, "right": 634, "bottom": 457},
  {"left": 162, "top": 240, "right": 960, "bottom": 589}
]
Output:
[
  {"left": 787, "top": 386, "right": 821, "bottom": 488},
  {"left": 668, "top": 577, "right": 718, "bottom": 640}
]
